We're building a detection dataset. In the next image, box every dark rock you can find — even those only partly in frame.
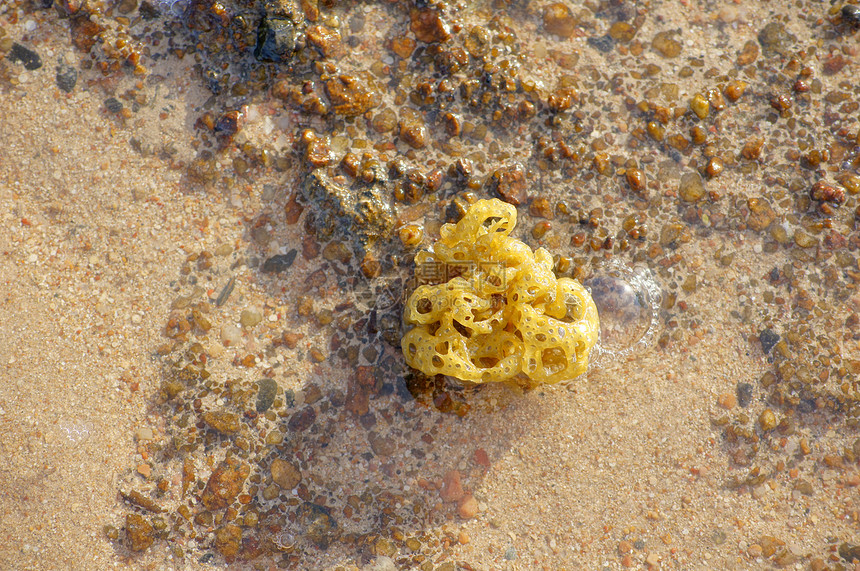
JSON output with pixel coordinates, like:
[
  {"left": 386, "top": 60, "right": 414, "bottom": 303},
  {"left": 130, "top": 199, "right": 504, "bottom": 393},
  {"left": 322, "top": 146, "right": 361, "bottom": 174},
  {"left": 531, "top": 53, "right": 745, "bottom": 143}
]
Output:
[
  {"left": 288, "top": 406, "right": 316, "bottom": 432},
  {"left": 261, "top": 250, "right": 297, "bottom": 274},
  {"left": 254, "top": 14, "right": 300, "bottom": 63},
  {"left": 9, "top": 43, "right": 42, "bottom": 70},
  {"left": 298, "top": 503, "right": 337, "bottom": 549},
  {"left": 839, "top": 542, "right": 860, "bottom": 562},
  {"left": 55, "top": 64, "right": 77, "bottom": 92},
  {"left": 759, "top": 328, "right": 780, "bottom": 354},
  {"left": 757, "top": 22, "right": 796, "bottom": 58},
  {"left": 736, "top": 382, "right": 753, "bottom": 408},
  {"left": 587, "top": 35, "right": 615, "bottom": 53},
  {"left": 301, "top": 170, "right": 395, "bottom": 244},
  {"left": 255, "top": 377, "right": 279, "bottom": 412},
  {"left": 844, "top": 5, "right": 860, "bottom": 25},
  {"left": 105, "top": 98, "right": 123, "bottom": 113}
]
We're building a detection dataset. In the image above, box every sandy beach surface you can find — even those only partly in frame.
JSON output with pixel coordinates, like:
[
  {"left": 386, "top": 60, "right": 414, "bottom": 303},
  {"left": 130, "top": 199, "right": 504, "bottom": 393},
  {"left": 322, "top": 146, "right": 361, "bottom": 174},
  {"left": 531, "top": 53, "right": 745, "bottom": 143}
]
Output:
[{"left": 1, "top": 0, "right": 859, "bottom": 569}]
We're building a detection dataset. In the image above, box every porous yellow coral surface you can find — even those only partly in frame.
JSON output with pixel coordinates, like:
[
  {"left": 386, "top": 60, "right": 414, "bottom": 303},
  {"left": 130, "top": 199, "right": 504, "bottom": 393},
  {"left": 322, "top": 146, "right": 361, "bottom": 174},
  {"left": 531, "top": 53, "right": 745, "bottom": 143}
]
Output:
[{"left": 402, "top": 199, "right": 599, "bottom": 385}]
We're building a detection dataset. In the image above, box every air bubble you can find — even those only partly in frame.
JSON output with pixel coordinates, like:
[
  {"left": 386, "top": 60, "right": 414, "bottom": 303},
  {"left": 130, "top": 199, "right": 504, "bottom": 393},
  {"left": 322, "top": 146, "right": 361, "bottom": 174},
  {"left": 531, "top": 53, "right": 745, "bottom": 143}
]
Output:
[{"left": 583, "top": 259, "right": 661, "bottom": 369}]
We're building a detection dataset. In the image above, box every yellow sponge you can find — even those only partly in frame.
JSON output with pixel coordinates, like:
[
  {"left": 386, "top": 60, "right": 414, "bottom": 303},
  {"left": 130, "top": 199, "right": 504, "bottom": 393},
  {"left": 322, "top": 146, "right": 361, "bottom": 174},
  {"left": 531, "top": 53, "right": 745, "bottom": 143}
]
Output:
[{"left": 402, "top": 198, "right": 599, "bottom": 385}]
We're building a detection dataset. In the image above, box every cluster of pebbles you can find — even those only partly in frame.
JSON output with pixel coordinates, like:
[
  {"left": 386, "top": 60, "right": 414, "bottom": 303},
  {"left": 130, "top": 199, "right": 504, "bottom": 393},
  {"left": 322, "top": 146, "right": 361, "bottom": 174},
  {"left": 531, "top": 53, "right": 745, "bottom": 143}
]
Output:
[{"left": 3, "top": 0, "right": 860, "bottom": 567}]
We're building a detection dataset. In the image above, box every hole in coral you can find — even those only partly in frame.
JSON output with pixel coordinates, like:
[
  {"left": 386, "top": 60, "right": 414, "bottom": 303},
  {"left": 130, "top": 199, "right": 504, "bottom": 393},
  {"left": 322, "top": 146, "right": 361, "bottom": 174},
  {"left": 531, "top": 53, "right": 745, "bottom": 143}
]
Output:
[
  {"left": 435, "top": 341, "right": 449, "bottom": 355},
  {"left": 408, "top": 344, "right": 417, "bottom": 356},
  {"left": 535, "top": 333, "right": 547, "bottom": 342},
  {"left": 452, "top": 320, "right": 472, "bottom": 338},
  {"left": 477, "top": 356, "right": 499, "bottom": 368},
  {"left": 541, "top": 347, "right": 567, "bottom": 375},
  {"left": 416, "top": 298, "right": 432, "bottom": 314},
  {"left": 432, "top": 355, "right": 444, "bottom": 368}
]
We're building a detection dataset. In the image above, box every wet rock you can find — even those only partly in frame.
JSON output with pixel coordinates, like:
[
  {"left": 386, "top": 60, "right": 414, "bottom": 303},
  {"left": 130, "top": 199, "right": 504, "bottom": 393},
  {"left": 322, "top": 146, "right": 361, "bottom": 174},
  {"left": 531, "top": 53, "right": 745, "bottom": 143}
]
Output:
[
  {"left": 759, "top": 409, "right": 778, "bottom": 431},
  {"left": 261, "top": 250, "right": 297, "bottom": 274},
  {"left": 215, "top": 524, "right": 242, "bottom": 559},
  {"left": 202, "top": 411, "right": 240, "bottom": 435},
  {"left": 652, "top": 31, "right": 681, "bottom": 58},
  {"left": 543, "top": 3, "right": 578, "bottom": 38},
  {"left": 410, "top": 8, "right": 450, "bottom": 43},
  {"left": 254, "top": 14, "right": 300, "bottom": 63},
  {"left": 678, "top": 172, "right": 705, "bottom": 202},
  {"left": 126, "top": 514, "right": 155, "bottom": 552},
  {"left": 746, "top": 198, "right": 775, "bottom": 231},
  {"left": 306, "top": 25, "right": 342, "bottom": 58},
  {"left": 399, "top": 110, "right": 427, "bottom": 149},
  {"left": 55, "top": 64, "right": 77, "bottom": 93},
  {"left": 757, "top": 22, "right": 795, "bottom": 58},
  {"left": 121, "top": 489, "right": 164, "bottom": 513},
  {"left": 201, "top": 458, "right": 249, "bottom": 510},
  {"left": 759, "top": 329, "right": 779, "bottom": 354},
  {"left": 488, "top": 163, "right": 529, "bottom": 205},
  {"left": 256, "top": 378, "right": 278, "bottom": 412},
  {"left": 298, "top": 503, "right": 337, "bottom": 549},
  {"left": 271, "top": 458, "right": 302, "bottom": 489},
  {"left": 325, "top": 74, "right": 380, "bottom": 116},
  {"left": 301, "top": 170, "right": 395, "bottom": 244},
  {"left": 810, "top": 181, "right": 845, "bottom": 204},
  {"left": 8, "top": 43, "right": 42, "bottom": 70}
]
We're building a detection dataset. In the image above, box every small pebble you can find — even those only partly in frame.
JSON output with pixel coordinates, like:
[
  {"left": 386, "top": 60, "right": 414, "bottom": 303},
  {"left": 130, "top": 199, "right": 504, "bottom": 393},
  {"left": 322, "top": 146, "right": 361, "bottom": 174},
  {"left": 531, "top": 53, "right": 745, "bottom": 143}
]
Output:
[
  {"left": 220, "top": 324, "right": 242, "bottom": 346},
  {"left": 239, "top": 307, "right": 263, "bottom": 328}
]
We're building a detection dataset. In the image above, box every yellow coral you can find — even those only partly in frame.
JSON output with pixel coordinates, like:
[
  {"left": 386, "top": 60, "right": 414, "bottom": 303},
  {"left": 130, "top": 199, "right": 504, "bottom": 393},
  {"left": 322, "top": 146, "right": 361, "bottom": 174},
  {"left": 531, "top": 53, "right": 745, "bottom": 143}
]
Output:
[{"left": 402, "top": 198, "right": 599, "bottom": 385}]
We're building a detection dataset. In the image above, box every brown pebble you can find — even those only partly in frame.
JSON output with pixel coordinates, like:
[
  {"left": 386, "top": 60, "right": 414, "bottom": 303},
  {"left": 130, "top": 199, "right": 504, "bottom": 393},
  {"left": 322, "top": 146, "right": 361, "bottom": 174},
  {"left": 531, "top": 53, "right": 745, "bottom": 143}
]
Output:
[
  {"left": 543, "top": 2, "right": 578, "bottom": 38},
  {"left": 705, "top": 157, "right": 724, "bottom": 178},
  {"left": 457, "top": 493, "right": 479, "bottom": 519},
  {"left": 529, "top": 197, "right": 555, "bottom": 219},
  {"left": 618, "top": 540, "right": 633, "bottom": 554},
  {"left": 736, "top": 40, "right": 759, "bottom": 66},
  {"left": 390, "top": 34, "right": 416, "bottom": 59},
  {"left": 399, "top": 110, "right": 427, "bottom": 149},
  {"left": 759, "top": 409, "right": 778, "bottom": 431},
  {"left": 652, "top": 31, "right": 681, "bottom": 58},
  {"left": 324, "top": 74, "right": 380, "bottom": 116},
  {"left": 126, "top": 514, "right": 155, "bottom": 552},
  {"left": 489, "top": 163, "right": 529, "bottom": 205},
  {"left": 741, "top": 136, "right": 764, "bottom": 160},
  {"left": 201, "top": 458, "right": 249, "bottom": 510},
  {"left": 724, "top": 80, "right": 748, "bottom": 101},
  {"left": 717, "top": 393, "right": 737, "bottom": 409},
  {"left": 215, "top": 524, "right": 242, "bottom": 560},
  {"left": 810, "top": 180, "right": 845, "bottom": 204},
  {"left": 626, "top": 167, "right": 646, "bottom": 192},
  {"left": 202, "top": 411, "right": 240, "bottom": 435},
  {"left": 440, "top": 470, "right": 465, "bottom": 502},
  {"left": 305, "top": 25, "right": 342, "bottom": 58},
  {"left": 271, "top": 458, "right": 302, "bottom": 490},
  {"left": 410, "top": 8, "right": 450, "bottom": 43}
]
